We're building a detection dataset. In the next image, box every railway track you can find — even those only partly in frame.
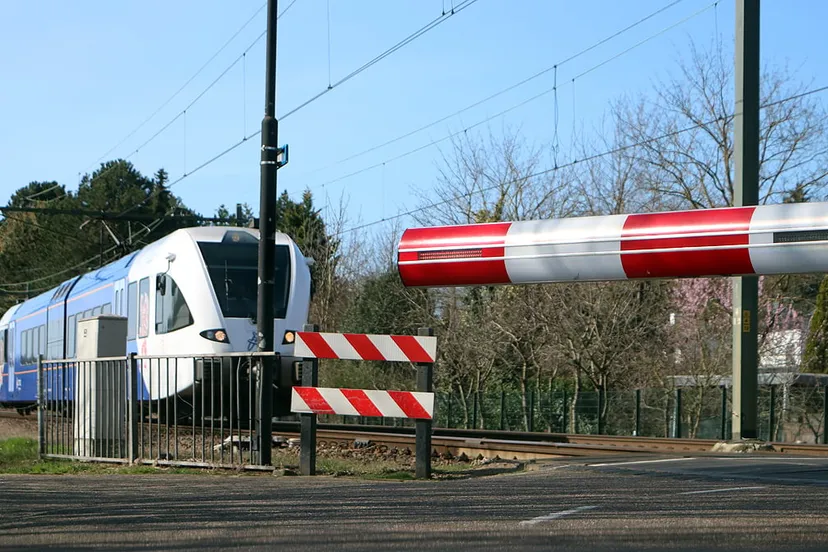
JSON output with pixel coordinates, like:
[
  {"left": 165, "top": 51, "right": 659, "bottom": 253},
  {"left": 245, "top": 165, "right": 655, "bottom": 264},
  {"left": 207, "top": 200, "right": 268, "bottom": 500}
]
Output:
[
  {"left": 6, "top": 408, "right": 828, "bottom": 460},
  {"left": 272, "top": 422, "right": 828, "bottom": 459}
]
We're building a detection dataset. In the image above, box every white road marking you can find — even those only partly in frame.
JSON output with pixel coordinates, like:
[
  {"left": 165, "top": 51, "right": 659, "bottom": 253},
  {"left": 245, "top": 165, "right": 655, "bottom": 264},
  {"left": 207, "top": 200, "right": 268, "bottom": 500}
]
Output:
[
  {"left": 589, "top": 457, "right": 696, "bottom": 467},
  {"left": 519, "top": 505, "right": 598, "bottom": 526},
  {"left": 679, "top": 486, "right": 766, "bottom": 495}
]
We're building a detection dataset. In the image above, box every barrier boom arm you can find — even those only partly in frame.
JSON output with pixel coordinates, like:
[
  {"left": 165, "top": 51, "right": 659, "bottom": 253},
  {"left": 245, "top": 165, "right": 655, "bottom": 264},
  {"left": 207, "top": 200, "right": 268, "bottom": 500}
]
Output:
[{"left": 397, "top": 202, "right": 828, "bottom": 288}]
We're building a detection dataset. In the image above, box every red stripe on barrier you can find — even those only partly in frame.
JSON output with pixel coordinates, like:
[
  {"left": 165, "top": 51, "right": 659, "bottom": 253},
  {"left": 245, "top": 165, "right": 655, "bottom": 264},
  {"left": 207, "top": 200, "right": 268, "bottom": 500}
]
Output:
[
  {"left": 297, "top": 331, "right": 339, "bottom": 359},
  {"left": 621, "top": 207, "right": 756, "bottom": 278},
  {"left": 343, "top": 333, "right": 385, "bottom": 361},
  {"left": 398, "top": 223, "right": 512, "bottom": 287},
  {"left": 390, "top": 335, "right": 434, "bottom": 363},
  {"left": 340, "top": 388, "right": 384, "bottom": 417},
  {"left": 295, "top": 387, "right": 336, "bottom": 415},
  {"left": 388, "top": 391, "right": 432, "bottom": 419}
]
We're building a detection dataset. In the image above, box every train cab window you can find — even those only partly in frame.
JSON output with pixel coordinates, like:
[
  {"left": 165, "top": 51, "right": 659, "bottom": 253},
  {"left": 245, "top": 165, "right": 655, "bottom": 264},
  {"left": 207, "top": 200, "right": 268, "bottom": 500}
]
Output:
[
  {"left": 155, "top": 274, "right": 193, "bottom": 334},
  {"left": 197, "top": 239, "right": 291, "bottom": 319},
  {"left": 127, "top": 282, "right": 137, "bottom": 339},
  {"left": 138, "top": 277, "right": 150, "bottom": 338}
]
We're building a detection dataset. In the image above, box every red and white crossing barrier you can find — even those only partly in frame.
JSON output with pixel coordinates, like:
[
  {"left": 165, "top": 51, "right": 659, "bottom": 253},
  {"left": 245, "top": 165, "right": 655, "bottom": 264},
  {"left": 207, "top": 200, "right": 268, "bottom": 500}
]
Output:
[
  {"left": 294, "top": 331, "right": 437, "bottom": 363},
  {"left": 291, "top": 386, "right": 434, "bottom": 419},
  {"left": 397, "top": 202, "right": 828, "bottom": 287}
]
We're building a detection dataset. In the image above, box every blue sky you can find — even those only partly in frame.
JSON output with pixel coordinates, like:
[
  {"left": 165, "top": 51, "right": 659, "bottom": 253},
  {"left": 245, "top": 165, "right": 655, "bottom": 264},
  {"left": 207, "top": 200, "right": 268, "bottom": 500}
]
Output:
[{"left": 2, "top": 0, "right": 827, "bottom": 239}]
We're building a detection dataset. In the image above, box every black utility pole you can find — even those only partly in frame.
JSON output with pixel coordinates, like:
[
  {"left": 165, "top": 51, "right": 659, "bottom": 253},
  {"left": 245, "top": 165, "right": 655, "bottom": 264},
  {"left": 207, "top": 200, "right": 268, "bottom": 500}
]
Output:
[
  {"left": 732, "top": 0, "right": 760, "bottom": 440},
  {"left": 255, "top": 0, "right": 280, "bottom": 465}
]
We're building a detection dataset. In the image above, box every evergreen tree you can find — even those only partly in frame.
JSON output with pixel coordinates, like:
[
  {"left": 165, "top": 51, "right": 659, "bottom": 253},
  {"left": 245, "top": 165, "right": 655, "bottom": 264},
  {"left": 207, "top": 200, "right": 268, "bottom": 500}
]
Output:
[{"left": 804, "top": 276, "right": 828, "bottom": 374}]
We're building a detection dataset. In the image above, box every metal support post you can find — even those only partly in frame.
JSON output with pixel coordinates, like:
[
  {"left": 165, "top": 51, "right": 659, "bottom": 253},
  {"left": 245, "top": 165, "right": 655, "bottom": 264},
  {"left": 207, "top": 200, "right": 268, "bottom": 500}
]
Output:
[
  {"left": 674, "top": 388, "right": 682, "bottom": 439},
  {"left": 255, "top": 0, "right": 280, "bottom": 466},
  {"left": 597, "top": 386, "right": 604, "bottom": 435},
  {"left": 823, "top": 386, "right": 828, "bottom": 445},
  {"left": 731, "top": 0, "right": 760, "bottom": 440},
  {"left": 300, "top": 324, "right": 319, "bottom": 476},
  {"left": 561, "top": 390, "right": 567, "bottom": 433},
  {"left": 37, "top": 355, "right": 45, "bottom": 456},
  {"left": 499, "top": 389, "right": 505, "bottom": 430},
  {"left": 416, "top": 327, "right": 434, "bottom": 479},
  {"left": 769, "top": 385, "right": 776, "bottom": 442},
  {"left": 721, "top": 386, "right": 728, "bottom": 440},
  {"left": 128, "top": 353, "right": 139, "bottom": 463},
  {"left": 634, "top": 389, "right": 641, "bottom": 436}
]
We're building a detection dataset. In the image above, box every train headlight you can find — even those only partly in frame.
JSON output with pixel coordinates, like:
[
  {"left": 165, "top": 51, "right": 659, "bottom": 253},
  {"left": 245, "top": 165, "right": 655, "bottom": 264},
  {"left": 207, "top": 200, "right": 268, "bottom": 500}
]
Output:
[{"left": 200, "top": 329, "right": 229, "bottom": 343}]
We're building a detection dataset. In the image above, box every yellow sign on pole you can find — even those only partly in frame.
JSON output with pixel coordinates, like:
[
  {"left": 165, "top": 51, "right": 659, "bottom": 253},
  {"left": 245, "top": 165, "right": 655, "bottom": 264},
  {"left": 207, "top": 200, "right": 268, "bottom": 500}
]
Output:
[{"left": 743, "top": 310, "right": 751, "bottom": 333}]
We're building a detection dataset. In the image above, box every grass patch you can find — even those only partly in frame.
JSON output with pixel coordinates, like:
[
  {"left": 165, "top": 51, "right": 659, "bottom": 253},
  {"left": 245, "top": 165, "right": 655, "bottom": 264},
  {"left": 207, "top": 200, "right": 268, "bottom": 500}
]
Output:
[
  {"left": 0, "top": 438, "right": 220, "bottom": 475},
  {"left": 0, "top": 437, "right": 39, "bottom": 466},
  {"left": 0, "top": 438, "right": 516, "bottom": 479}
]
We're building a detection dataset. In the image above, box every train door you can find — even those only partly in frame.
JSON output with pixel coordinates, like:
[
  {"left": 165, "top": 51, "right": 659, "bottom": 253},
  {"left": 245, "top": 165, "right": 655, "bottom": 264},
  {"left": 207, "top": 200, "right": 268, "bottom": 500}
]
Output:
[
  {"left": 6, "top": 322, "right": 14, "bottom": 396},
  {"left": 114, "top": 278, "right": 126, "bottom": 317},
  {"left": 0, "top": 328, "right": 6, "bottom": 400}
]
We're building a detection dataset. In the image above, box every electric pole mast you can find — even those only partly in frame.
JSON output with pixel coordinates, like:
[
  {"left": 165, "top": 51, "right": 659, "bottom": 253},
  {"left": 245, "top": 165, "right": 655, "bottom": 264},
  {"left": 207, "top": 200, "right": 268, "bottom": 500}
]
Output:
[
  {"left": 732, "top": 0, "right": 760, "bottom": 440},
  {"left": 256, "top": 0, "right": 280, "bottom": 465}
]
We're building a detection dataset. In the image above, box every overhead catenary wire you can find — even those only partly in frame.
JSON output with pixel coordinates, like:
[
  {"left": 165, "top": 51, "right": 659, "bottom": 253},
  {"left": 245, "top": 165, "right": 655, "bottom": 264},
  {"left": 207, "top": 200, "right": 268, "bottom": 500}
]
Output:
[
  {"left": 333, "top": 83, "right": 828, "bottom": 238},
  {"left": 0, "top": 216, "right": 166, "bottom": 291},
  {"left": 111, "top": 0, "right": 480, "bottom": 220},
  {"left": 300, "top": 0, "right": 719, "bottom": 194},
  {"left": 290, "top": 0, "right": 689, "bottom": 181},
  {"left": 279, "top": 0, "right": 481, "bottom": 121},
  {"left": 82, "top": 2, "right": 268, "bottom": 174},
  {"left": 42, "top": 0, "right": 301, "bottom": 208}
]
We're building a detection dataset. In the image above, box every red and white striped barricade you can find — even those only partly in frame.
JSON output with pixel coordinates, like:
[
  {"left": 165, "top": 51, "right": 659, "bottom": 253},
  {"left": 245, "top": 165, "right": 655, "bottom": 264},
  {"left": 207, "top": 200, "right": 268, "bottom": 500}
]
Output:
[
  {"left": 291, "top": 329, "right": 437, "bottom": 478},
  {"left": 293, "top": 331, "right": 436, "bottom": 363},
  {"left": 291, "top": 387, "right": 434, "bottom": 420}
]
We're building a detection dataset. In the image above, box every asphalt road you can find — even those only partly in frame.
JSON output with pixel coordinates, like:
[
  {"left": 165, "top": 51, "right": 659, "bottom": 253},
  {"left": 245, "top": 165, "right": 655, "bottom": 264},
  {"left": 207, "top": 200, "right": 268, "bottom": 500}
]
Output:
[{"left": 2, "top": 454, "right": 828, "bottom": 551}]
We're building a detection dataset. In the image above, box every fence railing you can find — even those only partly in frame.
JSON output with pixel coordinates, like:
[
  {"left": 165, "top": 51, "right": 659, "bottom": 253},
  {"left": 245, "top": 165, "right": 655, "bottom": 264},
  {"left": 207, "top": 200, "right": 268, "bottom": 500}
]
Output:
[
  {"left": 316, "top": 384, "right": 828, "bottom": 444},
  {"left": 37, "top": 352, "right": 280, "bottom": 468}
]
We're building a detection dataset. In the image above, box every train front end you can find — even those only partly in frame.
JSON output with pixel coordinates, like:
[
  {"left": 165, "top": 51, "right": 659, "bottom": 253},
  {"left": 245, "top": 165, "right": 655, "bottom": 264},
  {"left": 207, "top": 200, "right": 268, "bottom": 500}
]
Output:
[{"left": 192, "top": 228, "right": 312, "bottom": 415}]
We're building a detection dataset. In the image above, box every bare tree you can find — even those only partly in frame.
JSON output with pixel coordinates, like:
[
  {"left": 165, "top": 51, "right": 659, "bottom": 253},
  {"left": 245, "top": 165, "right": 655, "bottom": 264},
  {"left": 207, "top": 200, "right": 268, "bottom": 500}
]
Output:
[{"left": 614, "top": 39, "right": 828, "bottom": 208}]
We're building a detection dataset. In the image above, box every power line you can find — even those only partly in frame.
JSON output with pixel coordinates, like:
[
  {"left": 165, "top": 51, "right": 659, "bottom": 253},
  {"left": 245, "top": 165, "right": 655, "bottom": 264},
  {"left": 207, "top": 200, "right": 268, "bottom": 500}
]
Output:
[
  {"left": 334, "top": 83, "right": 828, "bottom": 237},
  {"left": 111, "top": 0, "right": 479, "bottom": 220},
  {"left": 291, "top": 0, "right": 689, "bottom": 181},
  {"left": 82, "top": 2, "right": 268, "bottom": 174},
  {"left": 43, "top": 0, "right": 302, "bottom": 208},
  {"left": 302, "top": 0, "right": 718, "bottom": 194},
  {"left": 279, "top": 0, "right": 481, "bottom": 121},
  {"left": 0, "top": 216, "right": 167, "bottom": 290}
]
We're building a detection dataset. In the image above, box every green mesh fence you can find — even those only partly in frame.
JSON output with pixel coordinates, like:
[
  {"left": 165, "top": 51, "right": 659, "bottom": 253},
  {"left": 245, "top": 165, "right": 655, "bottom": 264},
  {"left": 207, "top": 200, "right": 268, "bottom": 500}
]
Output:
[{"left": 305, "top": 383, "right": 828, "bottom": 444}]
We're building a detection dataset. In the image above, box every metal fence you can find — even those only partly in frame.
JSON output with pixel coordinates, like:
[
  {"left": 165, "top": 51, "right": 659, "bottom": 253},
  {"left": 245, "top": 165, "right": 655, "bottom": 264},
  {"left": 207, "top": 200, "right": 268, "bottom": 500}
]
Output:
[
  {"left": 316, "top": 384, "right": 828, "bottom": 444},
  {"left": 37, "top": 352, "right": 279, "bottom": 469}
]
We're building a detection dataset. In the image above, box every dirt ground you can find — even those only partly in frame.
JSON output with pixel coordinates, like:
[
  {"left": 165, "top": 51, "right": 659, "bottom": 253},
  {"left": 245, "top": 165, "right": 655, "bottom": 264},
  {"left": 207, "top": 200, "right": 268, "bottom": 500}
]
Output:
[{"left": 0, "top": 413, "right": 38, "bottom": 440}]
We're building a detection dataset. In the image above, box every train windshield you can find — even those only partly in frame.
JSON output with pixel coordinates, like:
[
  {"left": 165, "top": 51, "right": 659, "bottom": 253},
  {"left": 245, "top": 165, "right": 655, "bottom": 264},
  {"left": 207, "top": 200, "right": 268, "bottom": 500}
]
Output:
[{"left": 197, "top": 232, "right": 291, "bottom": 320}]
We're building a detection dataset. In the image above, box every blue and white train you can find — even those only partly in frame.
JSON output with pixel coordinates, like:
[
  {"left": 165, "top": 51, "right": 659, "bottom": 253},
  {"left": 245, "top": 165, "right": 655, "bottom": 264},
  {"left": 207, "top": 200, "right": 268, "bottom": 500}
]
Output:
[{"left": 0, "top": 226, "right": 312, "bottom": 415}]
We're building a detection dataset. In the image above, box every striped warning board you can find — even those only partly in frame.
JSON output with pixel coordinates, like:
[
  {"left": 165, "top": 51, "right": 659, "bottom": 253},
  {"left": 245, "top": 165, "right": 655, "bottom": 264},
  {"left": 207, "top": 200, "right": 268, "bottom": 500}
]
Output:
[
  {"left": 294, "top": 331, "right": 437, "bottom": 363},
  {"left": 291, "top": 386, "right": 434, "bottom": 420}
]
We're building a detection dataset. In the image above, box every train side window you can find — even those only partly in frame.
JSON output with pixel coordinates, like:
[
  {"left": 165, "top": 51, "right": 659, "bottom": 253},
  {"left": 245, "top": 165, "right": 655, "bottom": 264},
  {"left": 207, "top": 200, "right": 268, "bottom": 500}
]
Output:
[
  {"left": 24, "top": 329, "right": 31, "bottom": 365},
  {"left": 0, "top": 330, "right": 5, "bottom": 365},
  {"left": 68, "top": 315, "right": 76, "bottom": 358},
  {"left": 102, "top": 303, "right": 111, "bottom": 315},
  {"left": 155, "top": 274, "right": 193, "bottom": 334},
  {"left": 38, "top": 325, "right": 46, "bottom": 358},
  {"left": 127, "top": 282, "right": 137, "bottom": 339},
  {"left": 92, "top": 306, "right": 101, "bottom": 317},
  {"left": 138, "top": 277, "right": 150, "bottom": 338}
]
